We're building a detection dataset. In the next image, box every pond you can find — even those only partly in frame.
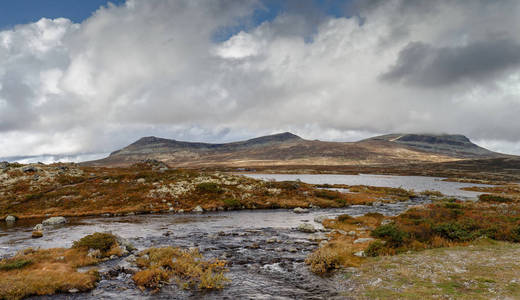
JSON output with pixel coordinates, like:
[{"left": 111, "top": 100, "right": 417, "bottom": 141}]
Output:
[{"left": 242, "top": 173, "right": 492, "bottom": 199}]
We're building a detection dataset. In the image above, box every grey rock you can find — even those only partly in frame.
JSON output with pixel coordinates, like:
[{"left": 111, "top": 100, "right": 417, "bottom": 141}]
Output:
[
  {"left": 193, "top": 206, "right": 204, "bottom": 213},
  {"left": 22, "top": 166, "right": 37, "bottom": 173},
  {"left": 33, "top": 223, "right": 43, "bottom": 231},
  {"left": 136, "top": 178, "right": 146, "bottom": 184},
  {"left": 68, "top": 289, "right": 79, "bottom": 293},
  {"left": 5, "top": 215, "right": 15, "bottom": 223},
  {"left": 0, "top": 161, "right": 8, "bottom": 169},
  {"left": 42, "top": 216, "right": 67, "bottom": 225},
  {"left": 314, "top": 215, "right": 328, "bottom": 224}
]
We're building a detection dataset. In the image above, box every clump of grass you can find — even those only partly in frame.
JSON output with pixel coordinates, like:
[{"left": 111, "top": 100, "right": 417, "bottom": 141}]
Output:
[
  {"left": 305, "top": 240, "right": 361, "bottom": 275},
  {"left": 72, "top": 232, "right": 118, "bottom": 253},
  {"left": 479, "top": 194, "right": 513, "bottom": 203},
  {"left": 0, "top": 233, "right": 113, "bottom": 299},
  {"left": 314, "top": 190, "right": 340, "bottom": 200},
  {"left": 133, "top": 247, "right": 229, "bottom": 292}
]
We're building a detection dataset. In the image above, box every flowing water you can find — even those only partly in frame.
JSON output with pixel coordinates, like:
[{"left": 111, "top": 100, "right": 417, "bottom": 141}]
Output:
[{"left": 0, "top": 174, "right": 492, "bottom": 299}]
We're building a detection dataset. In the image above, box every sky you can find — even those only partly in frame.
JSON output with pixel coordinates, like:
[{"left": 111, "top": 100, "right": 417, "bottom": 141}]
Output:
[{"left": 1, "top": 0, "right": 520, "bottom": 162}]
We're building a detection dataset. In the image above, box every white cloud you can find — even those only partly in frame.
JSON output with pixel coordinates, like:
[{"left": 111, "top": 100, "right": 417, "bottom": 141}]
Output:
[{"left": 1, "top": 0, "right": 520, "bottom": 161}]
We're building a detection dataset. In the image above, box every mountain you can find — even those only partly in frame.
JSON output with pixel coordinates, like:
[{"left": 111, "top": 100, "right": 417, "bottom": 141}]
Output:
[
  {"left": 85, "top": 132, "right": 505, "bottom": 167},
  {"left": 363, "top": 134, "right": 500, "bottom": 158}
]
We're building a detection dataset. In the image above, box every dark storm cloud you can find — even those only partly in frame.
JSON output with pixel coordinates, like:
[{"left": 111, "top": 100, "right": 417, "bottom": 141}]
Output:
[{"left": 380, "top": 39, "right": 520, "bottom": 87}]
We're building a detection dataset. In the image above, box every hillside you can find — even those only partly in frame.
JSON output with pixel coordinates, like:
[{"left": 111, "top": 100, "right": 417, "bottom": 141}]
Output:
[{"left": 85, "top": 132, "right": 505, "bottom": 167}]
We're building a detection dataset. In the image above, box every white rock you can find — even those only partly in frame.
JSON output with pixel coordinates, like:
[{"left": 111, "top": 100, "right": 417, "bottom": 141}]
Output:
[
  {"left": 136, "top": 178, "right": 146, "bottom": 183},
  {"left": 354, "top": 251, "right": 365, "bottom": 257},
  {"left": 297, "top": 223, "right": 316, "bottom": 233},
  {"left": 193, "top": 206, "right": 204, "bottom": 213},
  {"left": 293, "top": 207, "right": 309, "bottom": 213},
  {"left": 353, "top": 237, "right": 375, "bottom": 244},
  {"left": 33, "top": 223, "right": 43, "bottom": 231},
  {"left": 42, "top": 216, "right": 67, "bottom": 225},
  {"left": 381, "top": 219, "right": 392, "bottom": 225},
  {"left": 5, "top": 215, "right": 15, "bottom": 222}
]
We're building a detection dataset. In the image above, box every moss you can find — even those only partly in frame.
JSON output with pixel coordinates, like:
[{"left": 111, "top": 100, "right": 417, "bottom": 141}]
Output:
[
  {"left": 371, "top": 224, "right": 408, "bottom": 247},
  {"left": 222, "top": 198, "right": 241, "bottom": 208},
  {"left": 0, "top": 258, "right": 32, "bottom": 271}
]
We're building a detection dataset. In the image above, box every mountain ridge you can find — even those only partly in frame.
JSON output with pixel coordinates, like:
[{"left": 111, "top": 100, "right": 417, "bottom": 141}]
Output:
[{"left": 86, "top": 132, "right": 506, "bottom": 167}]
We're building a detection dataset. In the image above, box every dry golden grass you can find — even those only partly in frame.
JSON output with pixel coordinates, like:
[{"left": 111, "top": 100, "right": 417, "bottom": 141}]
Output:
[
  {"left": 0, "top": 248, "right": 100, "bottom": 300},
  {"left": 133, "top": 247, "right": 229, "bottom": 292}
]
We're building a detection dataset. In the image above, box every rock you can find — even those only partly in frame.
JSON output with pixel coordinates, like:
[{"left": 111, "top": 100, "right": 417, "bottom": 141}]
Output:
[
  {"left": 314, "top": 215, "right": 328, "bottom": 224},
  {"left": 87, "top": 249, "right": 102, "bottom": 258},
  {"left": 68, "top": 289, "right": 79, "bottom": 293},
  {"left": 381, "top": 219, "right": 392, "bottom": 225},
  {"left": 22, "top": 166, "right": 37, "bottom": 173},
  {"left": 193, "top": 206, "right": 204, "bottom": 213},
  {"left": 217, "top": 206, "right": 225, "bottom": 211},
  {"left": 297, "top": 223, "right": 316, "bottom": 233},
  {"left": 353, "top": 237, "right": 375, "bottom": 244},
  {"left": 347, "top": 231, "right": 357, "bottom": 236},
  {"left": 5, "top": 215, "right": 15, "bottom": 223},
  {"left": 110, "top": 255, "right": 118, "bottom": 260},
  {"left": 169, "top": 207, "right": 174, "bottom": 212},
  {"left": 288, "top": 247, "right": 298, "bottom": 253},
  {"left": 0, "top": 161, "right": 8, "bottom": 169},
  {"left": 136, "top": 178, "right": 146, "bottom": 183},
  {"left": 354, "top": 251, "right": 365, "bottom": 257},
  {"left": 167, "top": 202, "right": 173, "bottom": 206},
  {"left": 42, "top": 216, "right": 67, "bottom": 225},
  {"left": 32, "top": 231, "right": 43, "bottom": 238},
  {"left": 33, "top": 223, "right": 43, "bottom": 231},
  {"left": 293, "top": 207, "right": 309, "bottom": 213},
  {"left": 114, "top": 234, "right": 135, "bottom": 253},
  {"left": 177, "top": 209, "right": 185, "bottom": 213}
]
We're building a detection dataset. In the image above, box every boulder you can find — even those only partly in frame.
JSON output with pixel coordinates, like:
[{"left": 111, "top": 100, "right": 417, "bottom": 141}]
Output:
[
  {"left": 297, "top": 223, "right": 316, "bottom": 233},
  {"left": 22, "top": 166, "right": 37, "bottom": 173},
  {"left": 42, "top": 216, "right": 67, "bottom": 226},
  {"left": 293, "top": 207, "right": 309, "bottom": 214},
  {"left": 0, "top": 161, "right": 8, "bottom": 169},
  {"left": 5, "top": 215, "right": 16, "bottom": 223},
  {"left": 33, "top": 223, "right": 43, "bottom": 231},
  {"left": 193, "top": 206, "right": 204, "bottom": 213},
  {"left": 32, "top": 231, "right": 43, "bottom": 238}
]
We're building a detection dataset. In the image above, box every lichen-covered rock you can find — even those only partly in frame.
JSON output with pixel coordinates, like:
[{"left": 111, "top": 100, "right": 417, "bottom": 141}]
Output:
[
  {"left": 193, "top": 206, "right": 204, "bottom": 213},
  {"left": 5, "top": 215, "right": 16, "bottom": 222},
  {"left": 293, "top": 207, "right": 309, "bottom": 213},
  {"left": 298, "top": 223, "right": 316, "bottom": 233},
  {"left": 42, "top": 216, "right": 67, "bottom": 225}
]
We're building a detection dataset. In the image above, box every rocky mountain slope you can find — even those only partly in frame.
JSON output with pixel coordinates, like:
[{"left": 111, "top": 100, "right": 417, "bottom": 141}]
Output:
[{"left": 85, "top": 132, "right": 505, "bottom": 167}]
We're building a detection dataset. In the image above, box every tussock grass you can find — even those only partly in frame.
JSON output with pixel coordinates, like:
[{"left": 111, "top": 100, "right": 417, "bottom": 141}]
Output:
[{"left": 133, "top": 247, "right": 229, "bottom": 292}]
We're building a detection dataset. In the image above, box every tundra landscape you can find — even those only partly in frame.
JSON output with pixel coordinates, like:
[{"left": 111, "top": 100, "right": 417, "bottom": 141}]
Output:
[{"left": 2, "top": 0, "right": 520, "bottom": 299}]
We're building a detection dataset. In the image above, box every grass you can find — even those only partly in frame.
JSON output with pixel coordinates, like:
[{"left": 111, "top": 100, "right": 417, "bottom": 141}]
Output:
[
  {"left": 346, "top": 239, "right": 520, "bottom": 299},
  {"left": 133, "top": 247, "right": 229, "bottom": 292},
  {"left": 0, "top": 232, "right": 125, "bottom": 299}
]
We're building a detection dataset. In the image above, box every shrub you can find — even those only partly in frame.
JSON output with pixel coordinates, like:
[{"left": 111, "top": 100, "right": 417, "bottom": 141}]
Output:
[
  {"left": 222, "top": 198, "right": 241, "bottom": 208},
  {"left": 371, "top": 224, "right": 408, "bottom": 247},
  {"left": 73, "top": 232, "right": 118, "bottom": 252},
  {"left": 196, "top": 182, "right": 223, "bottom": 194},
  {"left": 479, "top": 194, "right": 513, "bottom": 203},
  {"left": 337, "top": 214, "right": 354, "bottom": 222},
  {"left": 305, "top": 246, "right": 342, "bottom": 275},
  {"left": 365, "top": 241, "right": 386, "bottom": 257},
  {"left": 133, "top": 267, "right": 169, "bottom": 290},
  {"left": 314, "top": 190, "right": 340, "bottom": 200}
]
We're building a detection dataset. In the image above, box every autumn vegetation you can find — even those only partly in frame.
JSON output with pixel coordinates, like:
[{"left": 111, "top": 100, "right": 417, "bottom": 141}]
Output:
[{"left": 0, "top": 232, "right": 124, "bottom": 300}]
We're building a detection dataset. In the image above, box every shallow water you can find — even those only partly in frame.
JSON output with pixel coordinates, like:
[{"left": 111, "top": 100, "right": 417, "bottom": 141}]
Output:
[
  {"left": 2, "top": 199, "right": 429, "bottom": 299},
  {"left": 243, "top": 173, "right": 491, "bottom": 199}
]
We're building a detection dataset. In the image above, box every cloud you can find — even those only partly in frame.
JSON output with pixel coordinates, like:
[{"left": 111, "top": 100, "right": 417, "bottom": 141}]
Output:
[
  {"left": 1, "top": 0, "right": 520, "bottom": 160},
  {"left": 380, "top": 39, "right": 520, "bottom": 87}
]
